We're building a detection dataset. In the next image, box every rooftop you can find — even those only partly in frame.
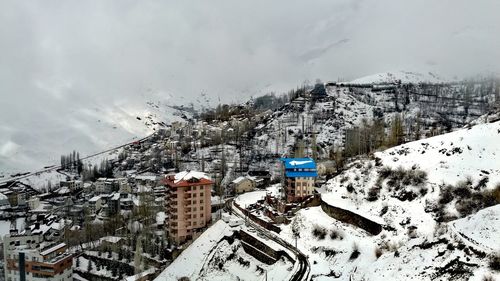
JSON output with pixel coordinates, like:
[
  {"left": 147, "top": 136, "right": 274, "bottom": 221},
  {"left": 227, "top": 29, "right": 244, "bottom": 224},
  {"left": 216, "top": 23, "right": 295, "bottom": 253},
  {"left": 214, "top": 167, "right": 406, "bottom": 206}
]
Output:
[{"left": 281, "top": 157, "right": 316, "bottom": 169}]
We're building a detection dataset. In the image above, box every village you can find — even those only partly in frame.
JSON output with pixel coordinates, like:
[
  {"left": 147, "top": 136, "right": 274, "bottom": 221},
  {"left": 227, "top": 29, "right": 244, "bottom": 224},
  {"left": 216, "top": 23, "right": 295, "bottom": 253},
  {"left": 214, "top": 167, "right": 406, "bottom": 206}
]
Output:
[
  {"left": 0, "top": 83, "right": 338, "bottom": 281},
  {"left": 1, "top": 78, "right": 499, "bottom": 281}
]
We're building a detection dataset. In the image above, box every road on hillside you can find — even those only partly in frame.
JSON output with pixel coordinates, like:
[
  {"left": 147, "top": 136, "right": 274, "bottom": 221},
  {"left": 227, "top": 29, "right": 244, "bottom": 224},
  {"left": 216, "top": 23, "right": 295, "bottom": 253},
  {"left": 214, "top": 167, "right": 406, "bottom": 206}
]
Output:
[{"left": 225, "top": 199, "right": 310, "bottom": 281}]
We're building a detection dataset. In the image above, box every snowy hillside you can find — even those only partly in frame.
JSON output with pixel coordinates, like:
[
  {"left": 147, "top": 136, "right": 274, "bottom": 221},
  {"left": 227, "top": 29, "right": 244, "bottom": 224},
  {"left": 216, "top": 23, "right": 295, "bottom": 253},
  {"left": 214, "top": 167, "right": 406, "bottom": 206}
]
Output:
[
  {"left": 375, "top": 120, "right": 500, "bottom": 188},
  {"left": 316, "top": 120, "right": 500, "bottom": 280},
  {"left": 0, "top": 96, "right": 191, "bottom": 176},
  {"left": 349, "top": 71, "right": 448, "bottom": 84}
]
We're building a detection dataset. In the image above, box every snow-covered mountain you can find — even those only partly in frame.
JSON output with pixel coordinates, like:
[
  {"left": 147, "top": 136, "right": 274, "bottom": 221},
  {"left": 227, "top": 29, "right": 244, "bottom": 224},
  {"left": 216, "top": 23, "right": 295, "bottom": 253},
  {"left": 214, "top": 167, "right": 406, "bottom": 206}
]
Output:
[{"left": 348, "top": 70, "right": 449, "bottom": 84}]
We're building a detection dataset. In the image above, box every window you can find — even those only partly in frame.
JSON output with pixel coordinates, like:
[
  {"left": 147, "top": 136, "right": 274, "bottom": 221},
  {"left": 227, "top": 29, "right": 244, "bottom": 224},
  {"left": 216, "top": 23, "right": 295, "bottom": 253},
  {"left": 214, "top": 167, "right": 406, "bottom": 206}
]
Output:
[
  {"left": 200, "top": 199, "right": 204, "bottom": 203},
  {"left": 200, "top": 206, "right": 204, "bottom": 210},
  {"left": 201, "top": 213, "right": 204, "bottom": 217}
]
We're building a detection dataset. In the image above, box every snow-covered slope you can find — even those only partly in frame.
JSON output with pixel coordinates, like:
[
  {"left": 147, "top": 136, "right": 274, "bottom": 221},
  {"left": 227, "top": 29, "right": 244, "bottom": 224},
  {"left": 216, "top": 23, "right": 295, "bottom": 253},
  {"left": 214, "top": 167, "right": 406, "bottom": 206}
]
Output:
[
  {"left": 376, "top": 121, "right": 500, "bottom": 188},
  {"left": 349, "top": 71, "right": 448, "bottom": 84},
  {"left": 0, "top": 96, "right": 190, "bottom": 176},
  {"left": 316, "top": 120, "right": 500, "bottom": 280}
]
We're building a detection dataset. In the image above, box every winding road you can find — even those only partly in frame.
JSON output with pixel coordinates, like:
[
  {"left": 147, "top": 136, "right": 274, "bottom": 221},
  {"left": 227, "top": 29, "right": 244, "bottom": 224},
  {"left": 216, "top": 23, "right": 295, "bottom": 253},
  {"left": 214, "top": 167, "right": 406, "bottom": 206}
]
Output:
[{"left": 226, "top": 199, "right": 310, "bottom": 281}]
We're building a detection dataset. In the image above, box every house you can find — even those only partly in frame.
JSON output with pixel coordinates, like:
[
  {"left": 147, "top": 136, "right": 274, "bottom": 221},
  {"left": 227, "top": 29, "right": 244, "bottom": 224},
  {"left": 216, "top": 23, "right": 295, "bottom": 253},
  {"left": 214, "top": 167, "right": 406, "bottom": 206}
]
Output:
[
  {"left": 247, "top": 170, "right": 271, "bottom": 187},
  {"left": 163, "top": 170, "right": 213, "bottom": 244},
  {"left": 280, "top": 158, "right": 318, "bottom": 203},
  {"left": 231, "top": 176, "right": 256, "bottom": 194}
]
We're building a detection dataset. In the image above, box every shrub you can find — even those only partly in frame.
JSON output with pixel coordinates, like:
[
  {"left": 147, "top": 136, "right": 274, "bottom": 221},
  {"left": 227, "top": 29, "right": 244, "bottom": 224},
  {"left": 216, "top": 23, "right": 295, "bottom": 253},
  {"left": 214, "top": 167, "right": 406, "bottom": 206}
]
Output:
[
  {"left": 476, "top": 176, "right": 489, "bottom": 190},
  {"left": 329, "top": 228, "right": 344, "bottom": 240},
  {"left": 380, "top": 204, "right": 389, "bottom": 216},
  {"left": 419, "top": 186, "right": 428, "bottom": 196},
  {"left": 312, "top": 225, "right": 327, "bottom": 240},
  {"left": 346, "top": 183, "right": 354, "bottom": 193},
  {"left": 349, "top": 243, "right": 360, "bottom": 260},
  {"left": 366, "top": 186, "right": 380, "bottom": 201},
  {"left": 375, "top": 247, "right": 383, "bottom": 259},
  {"left": 407, "top": 226, "right": 418, "bottom": 239},
  {"left": 438, "top": 185, "right": 454, "bottom": 205},
  {"left": 453, "top": 182, "right": 472, "bottom": 198},
  {"left": 489, "top": 253, "right": 500, "bottom": 271},
  {"left": 378, "top": 167, "right": 392, "bottom": 179}
]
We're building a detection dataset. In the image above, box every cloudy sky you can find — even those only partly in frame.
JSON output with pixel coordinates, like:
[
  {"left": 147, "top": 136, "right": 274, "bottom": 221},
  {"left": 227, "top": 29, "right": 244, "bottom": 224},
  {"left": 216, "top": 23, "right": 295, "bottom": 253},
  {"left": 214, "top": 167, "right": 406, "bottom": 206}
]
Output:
[{"left": 1, "top": 0, "right": 500, "bottom": 172}]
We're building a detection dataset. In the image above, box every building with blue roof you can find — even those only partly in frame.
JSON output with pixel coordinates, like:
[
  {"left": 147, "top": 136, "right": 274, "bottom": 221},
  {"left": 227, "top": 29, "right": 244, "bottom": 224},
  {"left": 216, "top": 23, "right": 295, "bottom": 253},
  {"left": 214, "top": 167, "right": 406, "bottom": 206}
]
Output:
[{"left": 280, "top": 158, "right": 317, "bottom": 202}]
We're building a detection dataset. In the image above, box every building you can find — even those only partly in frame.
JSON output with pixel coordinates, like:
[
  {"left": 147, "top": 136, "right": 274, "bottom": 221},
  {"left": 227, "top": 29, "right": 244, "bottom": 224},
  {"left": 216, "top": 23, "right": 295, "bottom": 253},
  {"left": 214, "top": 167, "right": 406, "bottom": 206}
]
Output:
[
  {"left": 247, "top": 170, "right": 271, "bottom": 187},
  {"left": 58, "top": 180, "right": 82, "bottom": 193},
  {"left": 95, "top": 178, "right": 120, "bottom": 194},
  {"left": 230, "top": 176, "right": 256, "bottom": 194},
  {"left": 0, "top": 192, "right": 10, "bottom": 209},
  {"left": 88, "top": 196, "right": 102, "bottom": 215},
  {"left": 3, "top": 233, "right": 73, "bottom": 281},
  {"left": 107, "top": 193, "right": 121, "bottom": 216},
  {"left": 163, "top": 171, "right": 213, "bottom": 243},
  {"left": 280, "top": 158, "right": 318, "bottom": 202}
]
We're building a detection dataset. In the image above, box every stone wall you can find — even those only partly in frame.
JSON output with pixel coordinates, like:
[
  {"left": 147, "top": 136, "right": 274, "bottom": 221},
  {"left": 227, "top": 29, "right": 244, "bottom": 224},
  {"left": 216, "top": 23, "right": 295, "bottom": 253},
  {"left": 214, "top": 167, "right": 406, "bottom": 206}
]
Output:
[{"left": 320, "top": 199, "right": 382, "bottom": 235}]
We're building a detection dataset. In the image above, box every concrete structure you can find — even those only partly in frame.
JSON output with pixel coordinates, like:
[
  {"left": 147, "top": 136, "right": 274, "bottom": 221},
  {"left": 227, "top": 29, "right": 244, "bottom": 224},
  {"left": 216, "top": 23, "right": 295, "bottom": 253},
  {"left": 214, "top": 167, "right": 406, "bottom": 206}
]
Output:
[
  {"left": 95, "top": 178, "right": 120, "bottom": 194},
  {"left": 231, "top": 176, "right": 256, "bottom": 194},
  {"left": 163, "top": 171, "right": 213, "bottom": 243},
  {"left": 280, "top": 158, "right": 317, "bottom": 202},
  {"left": 58, "top": 180, "right": 82, "bottom": 192},
  {"left": 88, "top": 196, "right": 102, "bottom": 215},
  {"left": 107, "top": 193, "right": 121, "bottom": 216},
  {"left": 3, "top": 234, "right": 73, "bottom": 281}
]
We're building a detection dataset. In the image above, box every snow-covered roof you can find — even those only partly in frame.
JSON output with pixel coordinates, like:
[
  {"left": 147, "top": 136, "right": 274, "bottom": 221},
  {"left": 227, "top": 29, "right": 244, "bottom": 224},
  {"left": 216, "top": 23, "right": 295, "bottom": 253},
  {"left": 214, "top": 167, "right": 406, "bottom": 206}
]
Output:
[
  {"left": 232, "top": 176, "right": 251, "bottom": 184},
  {"left": 100, "top": 236, "right": 122, "bottom": 244},
  {"left": 40, "top": 242, "right": 66, "bottom": 256},
  {"left": 89, "top": 196, "right": 101, "bottom": 202},
  {"left": 156, "top": 211, "right": 167, "bottom": 225},
  {"left": 134, "top": 175, "right": 158, "bottom": 181},
  {"left": 174, "top": 170, "right": 211, "bottom": 183}
]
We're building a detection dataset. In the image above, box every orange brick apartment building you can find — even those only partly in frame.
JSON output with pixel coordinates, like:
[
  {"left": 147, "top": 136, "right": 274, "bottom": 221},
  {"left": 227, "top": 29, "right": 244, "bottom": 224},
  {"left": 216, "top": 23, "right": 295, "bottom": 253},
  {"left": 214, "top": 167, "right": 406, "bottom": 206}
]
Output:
[{"left": 163, "top": 171, "right": 213, "bottom": 243}]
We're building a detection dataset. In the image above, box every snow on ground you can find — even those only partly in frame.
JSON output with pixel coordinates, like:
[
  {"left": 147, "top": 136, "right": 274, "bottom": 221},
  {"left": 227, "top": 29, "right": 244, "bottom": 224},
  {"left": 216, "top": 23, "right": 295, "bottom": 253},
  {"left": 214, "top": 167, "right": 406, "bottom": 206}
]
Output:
[
  {"left": 74, "top": 255, "right": 116, "bottom": 279},
  {"left": 450, "top": 204, "right": 500, "bottom": 252},
  {"left": 234, "top": 184, "right": 281, "bottom": 207},
  {"left": 317, "top": 120, "right": 500, "bottom": 280},
  {"left": 279, "top": 206, "right": 379, "bottom": 281},
  {"left": 375, "top": 121, "right": 500, "bottom": 188},
  {"left": 320, "top": 195, "right": 385, "bottom": 225},
  {"left": 235, "top": 191, "right": 266, "bottom": 207},
  {"left": 18, "top": 169, "right": 67, "bottom": 191},
  {"left": 349, "top": 70, "right": 447, "bottom": 84},
  {"left": 155, "top": 221, "right": 233, "bottom": 280},
  {"left": 156, "top": 220, "right": 294, "bottom": 281}
]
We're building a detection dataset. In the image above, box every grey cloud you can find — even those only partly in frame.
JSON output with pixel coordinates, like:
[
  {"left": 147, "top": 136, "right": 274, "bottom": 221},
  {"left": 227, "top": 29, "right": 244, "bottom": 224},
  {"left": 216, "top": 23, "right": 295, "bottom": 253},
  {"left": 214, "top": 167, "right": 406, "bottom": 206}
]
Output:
[{"left": 0, "top": 0, "right": 499, "bottom": 172}]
